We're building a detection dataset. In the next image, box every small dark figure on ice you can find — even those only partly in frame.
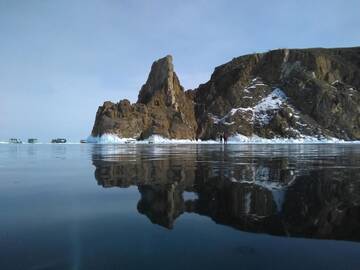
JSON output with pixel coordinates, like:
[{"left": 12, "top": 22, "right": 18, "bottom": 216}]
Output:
[{"left": 223, "top": 132, "right": 228, "bottom": 144}]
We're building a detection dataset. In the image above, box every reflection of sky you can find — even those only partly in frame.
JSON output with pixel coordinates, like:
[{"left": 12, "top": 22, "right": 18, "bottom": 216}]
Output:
[
  {"left": 183, "top": 191, "right": 198, "bottom": 201},
  {"left": 1, "top": 0, "right": 360, "bottom": 141}
]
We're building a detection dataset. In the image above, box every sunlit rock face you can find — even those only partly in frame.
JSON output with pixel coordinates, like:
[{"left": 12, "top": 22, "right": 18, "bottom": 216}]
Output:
[
  {"left": 92, "top": 147, "right": 360, "bottom": 241},
  {"left": 91, "top": 55, "right": 197, "bottom": 140},
  {"left": 194, "top": 47, "right": 360, "bottom": 140},
  {"left": 91, "top": 47, "right": 360, "bottom": 141}
]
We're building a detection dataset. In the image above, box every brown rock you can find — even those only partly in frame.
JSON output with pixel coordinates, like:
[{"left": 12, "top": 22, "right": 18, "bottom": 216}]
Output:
[
  {"left": 91, "top": 55, "right": 197, "bottom": 139},
  {"left": 91, "top": 47, "right": 360, "bottom": 141},
  {"left": 194, "top": 47, "right": 360, "bottom": 140}
]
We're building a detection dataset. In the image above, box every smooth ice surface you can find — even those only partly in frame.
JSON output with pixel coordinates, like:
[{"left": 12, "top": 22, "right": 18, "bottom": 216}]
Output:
[{"left": 1, "top": 144, "right": 360, "bottom": 270}]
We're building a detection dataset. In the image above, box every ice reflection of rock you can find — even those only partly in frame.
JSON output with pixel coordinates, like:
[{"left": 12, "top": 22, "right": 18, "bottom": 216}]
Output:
[
  {"left": 229, "top": 165, "right": 296, "bottom": 213},
  {"left": 137, "top": 183, "right": 185, "bottom": 229},
  {"left": 92, "top": 145, "right": 360, "bottom": 241}
]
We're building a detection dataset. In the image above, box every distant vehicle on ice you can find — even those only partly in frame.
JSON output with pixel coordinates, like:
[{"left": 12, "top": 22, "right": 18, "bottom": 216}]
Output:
[
  {"left": 28, "top": 138, "right": 38, "bottom": 143},
  {"left": 9, "top": 138, "right": 22, "bottom": 144},
  {"left": 51, "top": 138, "right": 67, "bottom": 143}
]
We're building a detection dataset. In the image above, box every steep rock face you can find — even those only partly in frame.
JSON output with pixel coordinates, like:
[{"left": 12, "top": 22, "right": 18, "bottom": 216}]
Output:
[
  {"left": 194, "top": 47, "right": 360, "bottom": 140},
  {"left": 91, "top": 55, "right": 197, "bottom": 139},
  {"left": 91, "top": 47, "right": 360, "bottom": 140}
]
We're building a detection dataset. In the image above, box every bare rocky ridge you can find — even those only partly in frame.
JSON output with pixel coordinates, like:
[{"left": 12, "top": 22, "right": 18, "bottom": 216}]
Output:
[{"left": 91, "top": 47, "right": 360, "bottom": 140}]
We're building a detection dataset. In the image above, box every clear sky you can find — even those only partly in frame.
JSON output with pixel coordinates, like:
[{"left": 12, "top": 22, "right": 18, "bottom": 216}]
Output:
[{"left": 0, "top": 0, "right": 359, "bottom": 142}]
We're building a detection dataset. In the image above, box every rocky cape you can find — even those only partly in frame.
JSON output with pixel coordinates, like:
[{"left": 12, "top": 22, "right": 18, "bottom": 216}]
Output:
[{"left": 91, "top": 47, "right": 360, "bottom": 141}]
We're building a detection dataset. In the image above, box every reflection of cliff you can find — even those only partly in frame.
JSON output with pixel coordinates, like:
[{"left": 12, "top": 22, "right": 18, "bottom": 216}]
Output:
[
  {"left": 137, "top": 183, "right": 185, "bottom": 229},
  {"left": 284, "top": 170, "right": 360, "bottom": 240},
  {"left": 92, "top": 147, "right": 360, "bottom": 241},
  {"left": 93, "top": 150, "right": 196, "bottom": 188}
]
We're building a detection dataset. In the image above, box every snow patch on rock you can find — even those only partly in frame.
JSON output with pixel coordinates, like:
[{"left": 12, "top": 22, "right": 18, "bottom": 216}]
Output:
[{"left": 215, "top": 88, "right": 288, "bottom": 126}]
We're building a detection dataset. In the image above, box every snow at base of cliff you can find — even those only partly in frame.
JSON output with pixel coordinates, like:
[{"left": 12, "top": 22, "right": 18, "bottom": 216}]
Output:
[
  {"left": 86, "top": 134, "right": 135, "bottom": 144},
  {"left": 87, "top": 134, "right": 216, "bottom": 144},
  {"left": 228, "top": 134, "right": 348, "bottom": 144},
  {"left": 86, "top": 133, "right": 360, "bottom": 145}
]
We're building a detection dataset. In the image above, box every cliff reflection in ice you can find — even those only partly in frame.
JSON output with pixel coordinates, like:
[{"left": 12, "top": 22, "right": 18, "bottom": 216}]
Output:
[{"left": 91, "top": 144, "right": 360, "bottom": 241}]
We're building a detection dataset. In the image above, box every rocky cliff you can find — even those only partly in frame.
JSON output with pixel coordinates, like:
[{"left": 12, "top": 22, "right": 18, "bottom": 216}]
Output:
[
  {"left": 91, "top": 55, "right": 197, "bottom": 139},
  {"left": 91, "top": 47, "right": 360, "bottom": 140}
]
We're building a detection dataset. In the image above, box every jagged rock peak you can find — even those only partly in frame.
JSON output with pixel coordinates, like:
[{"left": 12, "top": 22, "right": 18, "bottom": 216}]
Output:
[
  {"left": 91, "top": 54, "right": 198, "bottom": 139},
  {"left": 137, "top": 55, "right": 178, "bottom": 106}
]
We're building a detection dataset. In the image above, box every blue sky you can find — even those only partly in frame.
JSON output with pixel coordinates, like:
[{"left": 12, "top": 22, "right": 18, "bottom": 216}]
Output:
[{"left": 0, "top": 0, "right": 359, "bottom": 142}]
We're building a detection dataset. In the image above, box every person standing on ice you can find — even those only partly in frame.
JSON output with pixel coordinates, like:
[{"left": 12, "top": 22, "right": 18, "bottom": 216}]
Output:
[
  {"left": 223, "top": 132, "right": 228, "bottom": 144},
  {"left": 219, "top": 133, "right": 223, "bottom": 143}
]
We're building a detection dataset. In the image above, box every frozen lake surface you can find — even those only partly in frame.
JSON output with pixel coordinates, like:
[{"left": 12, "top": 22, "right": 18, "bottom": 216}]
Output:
[{"left": 0, "top": 144, "right": 360, "bottom": 270}]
